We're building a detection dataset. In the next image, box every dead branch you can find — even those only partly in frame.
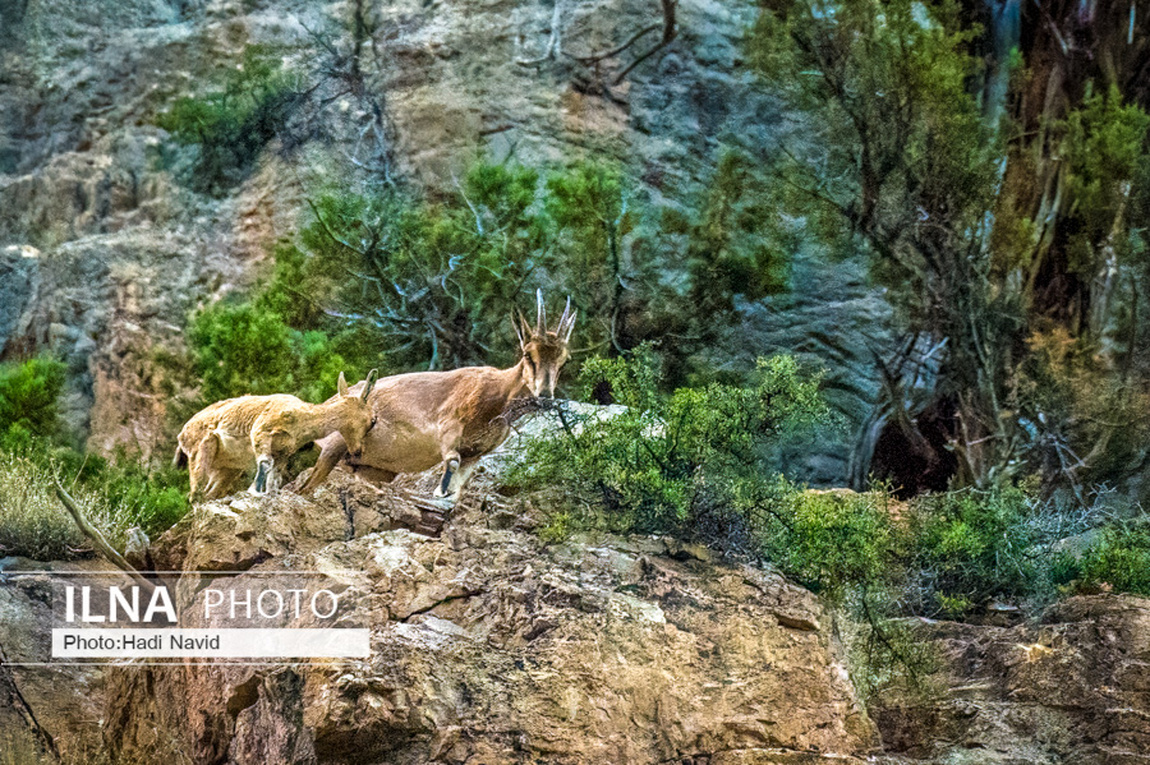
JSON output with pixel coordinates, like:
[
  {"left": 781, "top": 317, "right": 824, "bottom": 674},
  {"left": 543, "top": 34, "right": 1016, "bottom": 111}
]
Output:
[
  {"left": 521, "top": 0, "right": 677, "bottom": 84},
  {"left": 570, "top": 23, "right": 661, "bottom": 65},
  {"left": 53, "top": 477, "right": 156, "bottom": 594}
]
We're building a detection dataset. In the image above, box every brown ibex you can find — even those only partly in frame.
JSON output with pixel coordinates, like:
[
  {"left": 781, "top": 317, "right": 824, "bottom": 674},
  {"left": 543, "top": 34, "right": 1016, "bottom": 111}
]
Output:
[
  {"left": 175, "top": 371, "right": 378, "bottom": 500},
  {"left": 299, "top": 291, "right": 576, "bottom": 501}
]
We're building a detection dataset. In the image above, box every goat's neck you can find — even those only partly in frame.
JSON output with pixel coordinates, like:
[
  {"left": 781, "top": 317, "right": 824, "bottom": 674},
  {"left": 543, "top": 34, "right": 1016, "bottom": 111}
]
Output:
[
  {"left": 498, "top": 357, "right": 530, "bottom": 403},
  {"left": 296, "top": 401, "right": 351, "bottom": 441}
]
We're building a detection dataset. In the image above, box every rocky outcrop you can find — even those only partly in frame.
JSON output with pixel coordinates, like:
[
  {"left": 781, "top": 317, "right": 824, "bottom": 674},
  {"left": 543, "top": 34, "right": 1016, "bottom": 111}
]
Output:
[
  {"left": 9, "top": 459, "right": 1150, "bottom": 763},
  {"left": 0, "top": 558, "right": 109, "bottom": 764},
  {"left": 104, "top": 470, "right": 879, "bottom": 764},
  {"left": 872, "top": 596, "right": 1150, "bottom": 765}
]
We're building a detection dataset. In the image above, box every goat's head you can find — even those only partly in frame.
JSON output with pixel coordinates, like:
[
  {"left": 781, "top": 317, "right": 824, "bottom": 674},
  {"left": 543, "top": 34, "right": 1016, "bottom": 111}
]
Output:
[
  {"left": 514, "top": 290, "right": 577, "bottom": 398},
  {"left": 335, "top": 368, "right": 379, "bottom": 456}
]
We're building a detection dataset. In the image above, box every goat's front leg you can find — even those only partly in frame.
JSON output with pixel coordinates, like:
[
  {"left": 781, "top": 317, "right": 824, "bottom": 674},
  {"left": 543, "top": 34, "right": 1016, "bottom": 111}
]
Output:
[
  {"left": 298, "top": 434, "right": 349, "bottom": 495},
  {"left": 435, "top": 449, "right": 462, "bottom": 499},
  {"left": 446, "top": 459, "right": 480, "bottom": 502}
]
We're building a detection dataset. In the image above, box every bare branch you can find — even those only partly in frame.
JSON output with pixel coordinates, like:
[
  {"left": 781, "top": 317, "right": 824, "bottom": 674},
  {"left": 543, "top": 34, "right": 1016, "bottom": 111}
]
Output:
[
  {"left": 611, "top": 0, "right": 677, "bottom": 84},
  {"left": 53, "top": 477, "right": 156, "bottom": 593},
  {"left": 569, "top": 23, "right": 661, "bottom": 65}
]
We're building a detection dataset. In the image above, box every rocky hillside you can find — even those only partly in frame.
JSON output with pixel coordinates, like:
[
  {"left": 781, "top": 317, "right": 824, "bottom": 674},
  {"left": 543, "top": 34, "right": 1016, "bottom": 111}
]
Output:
[
  {"left": 0, "top": 0, "right": 889, "bottom": 477},
  {"left": 6, "top": 454, "right": 1150, "bottom": 764},
  {"left": 2, "top": 465, "right": 877, "bottom": 764}
]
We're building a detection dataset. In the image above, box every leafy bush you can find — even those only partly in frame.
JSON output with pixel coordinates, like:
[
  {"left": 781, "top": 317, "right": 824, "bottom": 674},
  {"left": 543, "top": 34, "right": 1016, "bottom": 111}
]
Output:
[
  {"left": 752, "top": 485, "right": 899, "bottom": 600},
  {"left": 1067, "top": 521, "right": 1150, "bottom": 596},
  {"left": 904, "top": 486, "right": 1043, "bottom": 615},
  {"left": 186, "top": 298, "right": 353, "bottom": 405},
  {"left": 86, "top": 453, "right": 189, "bottom": 536},
  {"left": 685, "top": 150, "right": 791, "bottom": 318},
  {"left": 0, "top": 357, "right": 66, "bottom": 446},
  {"left": 0, "top": 440, "right": 189, "bottom": 560},
  {"left": 506, "top": 348, "right": 830, "bottom": 537},
  {"left": 0, "top": 357, "right": 188, "bottom": 558},
  {"left": 293, "top": 166, "right": 541, "bottom": 370},
  {"left": 156, "top": 44, "right": 302, "bottom": 194}
]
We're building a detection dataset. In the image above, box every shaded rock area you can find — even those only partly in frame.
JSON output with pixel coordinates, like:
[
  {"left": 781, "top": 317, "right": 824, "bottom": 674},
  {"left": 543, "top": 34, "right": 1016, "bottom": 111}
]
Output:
[
  {"left": 873, "top": 595, "right": 1150, "bottom": 765},
  {"left": 0, "top": 558, "right": 109, "bottom": 764},
  {"left": 103, "top": 469, "right": 879, "bottom": 764}
]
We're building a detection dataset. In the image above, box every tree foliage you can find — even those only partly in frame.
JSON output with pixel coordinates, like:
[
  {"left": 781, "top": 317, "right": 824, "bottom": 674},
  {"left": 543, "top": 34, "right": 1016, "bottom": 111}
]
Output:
[
  {"left": 749, "top": 0, "right": 1150, "bottom": 494},
  {"left": 186, "top": 298, "right": 353, "bottom": 406},
  {"left": 274, "top": 159, "right": 696, "bottom": 377},
  {"left": 0, "top": 357, "right": 66, "bottom": 446},
  {"left": 505, "top": 348, "right": 829, "bottom": 536},
  {"left": 157, "top": 44, "right": 305, "bottom": 194}
]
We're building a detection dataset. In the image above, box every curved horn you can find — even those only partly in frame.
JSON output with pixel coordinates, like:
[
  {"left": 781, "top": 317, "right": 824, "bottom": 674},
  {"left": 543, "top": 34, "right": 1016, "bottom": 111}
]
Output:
[
  {"left": 557, "top": 297, "right": 577, "bottom": 342},
  {"left": 557, "top": 296, "right": 572, "bottom": 332},
  {"left": 361, "top": 369, "right": 379, "bottom": 401},
  {"left": 513, "top": 311, "right": 530, "bottom": 348},
  {"left": 536, "top": 288, "right": 546, "bottom": 333}
]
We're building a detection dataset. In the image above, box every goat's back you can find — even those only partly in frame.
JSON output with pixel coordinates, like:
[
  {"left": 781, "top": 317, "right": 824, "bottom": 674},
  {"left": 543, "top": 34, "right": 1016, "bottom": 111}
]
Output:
[
  {"left": 330, "top": 366, "right": 518, "bottom": 474},
  {"left": 178, "top": 394, "right": 302, "bottom": 449}
]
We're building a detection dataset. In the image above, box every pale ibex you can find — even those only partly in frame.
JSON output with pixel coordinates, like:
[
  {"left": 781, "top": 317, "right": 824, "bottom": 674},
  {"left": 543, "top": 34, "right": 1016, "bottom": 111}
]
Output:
[
  {"left": 299, "top": 291, "right": 576, "bottom": 501},
  {"left": 175, "top": 371, "right": 378, "bottom": 500}
]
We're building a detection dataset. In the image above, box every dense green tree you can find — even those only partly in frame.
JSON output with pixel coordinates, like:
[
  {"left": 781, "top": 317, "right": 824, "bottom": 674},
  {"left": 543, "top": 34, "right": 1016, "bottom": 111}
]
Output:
[{"left": 749, "top": 0, "right": 1150, "bottom": 492}]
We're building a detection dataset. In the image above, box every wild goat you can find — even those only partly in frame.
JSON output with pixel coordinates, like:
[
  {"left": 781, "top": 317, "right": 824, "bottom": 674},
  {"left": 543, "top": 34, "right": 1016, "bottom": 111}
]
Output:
[
  {"left": 299, "top": 291, "right": 576, "bottom": 501},
  {"left": 175, "top": 371, "right": 378, "bottom": 500}
]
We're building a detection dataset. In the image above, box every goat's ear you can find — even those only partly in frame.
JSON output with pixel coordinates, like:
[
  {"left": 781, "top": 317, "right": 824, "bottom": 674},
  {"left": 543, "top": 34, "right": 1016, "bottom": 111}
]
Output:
[
  {"left": 338, "top": 371, "right": 349, "bottom": 397},
  {"left": 362, "top": 369, "right": 378, "bottom": 401}
]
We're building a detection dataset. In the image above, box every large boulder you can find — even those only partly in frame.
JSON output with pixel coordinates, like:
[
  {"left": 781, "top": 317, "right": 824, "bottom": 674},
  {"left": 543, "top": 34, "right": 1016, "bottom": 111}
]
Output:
[{"left": 104, "top": 471, "right": 880, "bottom": 764}]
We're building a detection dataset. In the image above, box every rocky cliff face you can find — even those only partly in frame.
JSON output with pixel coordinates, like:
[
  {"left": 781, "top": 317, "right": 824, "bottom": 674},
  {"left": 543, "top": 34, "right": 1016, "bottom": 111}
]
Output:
[
  {"left": 875, "top": 595, "right": 1150, "bottom": 765},
  {"left": 0, "top": 0, "right": 889, "bottom": 473},
  {"left": 102, "top": 470, "right": 879, "bottom": 764}
]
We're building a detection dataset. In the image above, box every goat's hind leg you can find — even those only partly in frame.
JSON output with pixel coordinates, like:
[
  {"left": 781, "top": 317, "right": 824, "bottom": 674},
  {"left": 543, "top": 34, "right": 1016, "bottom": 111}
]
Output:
[
  {"left": 204, "top": 467, "right": 244, "bottom": 500},
  {"left": 188, "top": 435, "right": 218, "bottom": 502}
]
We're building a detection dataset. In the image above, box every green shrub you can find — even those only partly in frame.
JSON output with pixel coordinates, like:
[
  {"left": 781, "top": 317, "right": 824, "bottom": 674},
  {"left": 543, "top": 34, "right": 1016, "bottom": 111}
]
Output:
[
  {"left": 0, "top": 360, "right": 188, "bottom": 557},
  {"left": 0, "top": 357, "right": 66, "bottom": 445},
  {"left": 0, "top": 438, "right": 190, "bottom": 559},
  {"left": 91, "top": 455, "right": 189, "bottom": 536},
  {"left": 1072, "top": 521, "right": 1150, "bottom": 595},
  {"left": 506, "top": 348, "right": 830, "bottom": 537},
  {"left": 752, "top": 485, "right": 900, "bottom": 600},
  {"left": 904, "top": 485, "right": 1049, "bottom": 615},
  {"left": 0, "top": 452, "right": 133, "bottom": 560},
  {"left": 156, "top": 44, "right": 302, "bottom": 194},
  {"left": 186, "top": 299, "right": 352, "bottom": 405}
]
